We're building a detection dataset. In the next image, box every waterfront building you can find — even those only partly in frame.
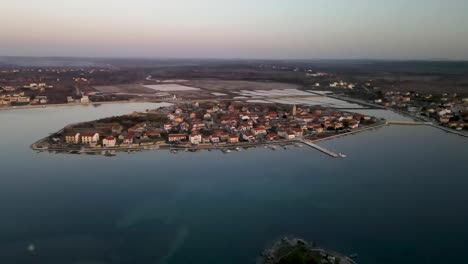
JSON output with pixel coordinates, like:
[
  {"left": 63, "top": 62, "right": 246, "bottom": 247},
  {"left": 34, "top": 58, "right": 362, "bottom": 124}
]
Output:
[
  {"left": 293, "top": 128, "right": 303, "bottom": 137},
  {"left": 168, "top": 134, "right": 187, "bottom": 142},
  {"left": 103, "top": 136, "right": 116, "bottom": 147},
  {"left": 210, "top": 135, "right": 220, "bottom": 143},
  {"left": 81, "top": 132, "right": 99, "bottom": 145},
  {"left": 228, "top": 135, "right": 239, "bottom": 143},
  {"left": 123, "top": 134, "right": 134, "bottom": 145},
  {"left": 189, "top": 134, "right": 202, "bottom": 144},
  {"left": 242, "top": 133, "right": 254, "bottom": 141},
  {"left": 80, "top": 96, "right": 90, "bottom": 104},
  {"left": 266, "top": 133, "right": 278, "bottom": 141},
  {"left": 65, "top": 133, "right": 80, "bottom": 144}
]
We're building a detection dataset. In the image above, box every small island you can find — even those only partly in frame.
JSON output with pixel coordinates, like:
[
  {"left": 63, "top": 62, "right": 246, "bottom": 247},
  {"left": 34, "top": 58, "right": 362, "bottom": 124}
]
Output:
[
  {"left": 31, "top": 101, "right": 382, "bottom": 156},
  {"left": 259, "top": 237, "right": 357, "bottom": 264}
]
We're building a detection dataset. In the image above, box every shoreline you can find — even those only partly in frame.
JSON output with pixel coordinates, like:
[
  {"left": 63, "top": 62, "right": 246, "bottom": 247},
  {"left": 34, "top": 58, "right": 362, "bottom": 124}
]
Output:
[
  {"left": 31, "top": 122, "right": 387, "bottom": 156},
  {"left": 0, "top": 100, "right": 156, "bottom": 111}
]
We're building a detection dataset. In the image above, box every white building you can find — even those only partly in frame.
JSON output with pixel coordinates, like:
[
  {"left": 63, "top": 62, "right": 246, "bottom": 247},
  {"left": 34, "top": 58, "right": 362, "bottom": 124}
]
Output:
[
  {"left": 65, "top": 133, "right": 80, "bottom": 144},
  {"left": 103, "top": 136, "right": 116, "bottom": 147},
  {"left": 81, "top": 96, "right": 90, "bottom": 104},
  {"left": 189, "top": 134, "right": 202, "bottom": 144},
  {"left": 81, "top": 132, "right": 99, "bottom": 145}
]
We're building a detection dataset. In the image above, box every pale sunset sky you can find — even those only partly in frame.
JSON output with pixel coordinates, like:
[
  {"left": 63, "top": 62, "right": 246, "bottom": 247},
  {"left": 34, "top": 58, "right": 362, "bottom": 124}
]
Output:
[{"left": 1, "top": 0, "right": 467, "bottom": 59}]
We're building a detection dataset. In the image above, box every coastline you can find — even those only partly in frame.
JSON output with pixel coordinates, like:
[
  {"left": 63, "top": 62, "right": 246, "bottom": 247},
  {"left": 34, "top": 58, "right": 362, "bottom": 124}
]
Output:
[
  {"left": 0, "top": 100, "right": 149, "bottom": 111},
  {"left": 31, "top": 122, "right": 388, "bottom": 156}
]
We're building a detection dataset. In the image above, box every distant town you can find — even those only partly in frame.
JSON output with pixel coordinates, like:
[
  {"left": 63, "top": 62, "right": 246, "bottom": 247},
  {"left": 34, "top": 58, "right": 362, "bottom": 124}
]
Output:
[{"left": 1, "top": 60, "right": 467, "bottom": 134}]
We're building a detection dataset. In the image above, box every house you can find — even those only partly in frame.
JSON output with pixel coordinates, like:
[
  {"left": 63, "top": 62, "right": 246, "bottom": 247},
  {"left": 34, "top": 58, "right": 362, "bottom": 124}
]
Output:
[
  {"left": 180, "top": 122, "right": 190, "bottom": 131},
  {"left": 191, "top": 121, "right": 206, "bottom": 129},
  {"left": 36, "top": 96, "right": 48, "bottom": 104},
  {"left": 65, "top": 133, "right": 80, "bottom": 144},
  {"left": 203, "top": 113, "right": 212, "bottom": 120},
  {"left": 103, "top": 136, "right": 116, "bottom": 147},
  {"left": 164, "top": 123, "right": 173, "bottom": 131},
  {"left": 333, "top": 122, "right": 344, "bottom": 130},
  {"left": 168, "top": 134, "right": 187, "bottom": 142},
  {"left": 285, "top": 131, "right": 296, "bottom": 140},
  {"left": 189, "top": 134, "right": 202, "bottom": 144},
  {"left": 17, "top": 97, "right": 30, "bottom": 103},
  {"left": 213, "top": 130, "right": 229, "bottom": 141},
  {"left": 175, "top": 116, "right": 185, "bottom": 123},
  {"left": 81, "top": 96, "right": 90, "bottom": 104},
  {"left": 251, "top": 126, "right": 267, "bottom": 136},
  {"left": 242, "top": 132, "right": 254, "bottom": 141},
  {"left": 123, "top": 134, "right": 134, "bottom": 144},
  {"left": 439, "top": 116, "right": 451, "bottom": 123},
  {"left": 266, "top": 133, "right": 278, "bottom": 141},
  {"left": 210, "top": 134, "right": 220, "bottom": 143},
  {"left": 293, "top": 128, "right": 303, "bottom": 137},
  {"left": 239, "top": 122, "right": 252, "bottom": 132},
  {"left": 348, "top": 120, "right": 359, "bottom": 129},
  {"left": 128, "top": 123, "right": 147, "bottom": 133},
  {"left": 81, "top": 132, "right": 99, "bottom": 145},
  {"left": 268, "top": 112, "right": 278, "bottom": 119},
  {"left": 112, "top": 125, "right": 123, "bottom": 134},
  {"left": 146, "top": 130, "right": 161, "bottom": 138},
  {"left": 228, "top": 135, "right": 239, "bottom": 143},
  {"left": 278, "top": 130, "right": 295, "bottom": 140}
]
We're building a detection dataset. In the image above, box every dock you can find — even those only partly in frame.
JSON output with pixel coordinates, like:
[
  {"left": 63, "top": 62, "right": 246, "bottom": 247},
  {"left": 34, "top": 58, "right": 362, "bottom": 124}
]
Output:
[{"left": 301, "top": 140, "right": 341, "bottom": 158}]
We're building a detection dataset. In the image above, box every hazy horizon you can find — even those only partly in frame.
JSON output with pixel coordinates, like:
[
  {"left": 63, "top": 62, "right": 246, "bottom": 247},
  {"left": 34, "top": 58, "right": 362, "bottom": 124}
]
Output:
[{"left": 1, "top": 0, "right": 467, "bottom": 60}]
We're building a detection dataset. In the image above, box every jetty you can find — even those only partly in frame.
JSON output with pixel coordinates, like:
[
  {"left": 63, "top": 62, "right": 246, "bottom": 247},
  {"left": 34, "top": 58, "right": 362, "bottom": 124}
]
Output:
[{"left": 301, "top": 139, "right": 341, "bottom": 158}]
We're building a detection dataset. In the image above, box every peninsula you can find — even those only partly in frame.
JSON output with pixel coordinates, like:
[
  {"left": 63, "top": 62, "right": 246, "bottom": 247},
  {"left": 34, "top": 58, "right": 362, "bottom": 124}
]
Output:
[{"left": 31, "top": 101, "right": 381, "bottom": 156}]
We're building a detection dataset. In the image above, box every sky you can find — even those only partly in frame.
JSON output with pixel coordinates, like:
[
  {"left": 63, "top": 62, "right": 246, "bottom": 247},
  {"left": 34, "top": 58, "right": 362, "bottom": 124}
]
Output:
[{"left": 1, "top": 0, "right": 467, "bottom": 60}]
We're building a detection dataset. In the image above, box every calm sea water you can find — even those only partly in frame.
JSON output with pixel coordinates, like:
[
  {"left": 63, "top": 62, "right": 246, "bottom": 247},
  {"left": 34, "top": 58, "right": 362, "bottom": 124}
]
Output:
[{"left": 0, "top": 103, "right": 467, "bottom": 264}]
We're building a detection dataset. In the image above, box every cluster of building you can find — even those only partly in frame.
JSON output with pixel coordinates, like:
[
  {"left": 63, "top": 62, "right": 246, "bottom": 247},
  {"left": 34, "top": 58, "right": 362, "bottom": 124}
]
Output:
[
  {"left": 373, "top": 91, "right": 468, "bottom": 130},
  {"left": 61, "top": 121, "right": 164, "bottom": 147},
  {"left": 57, "top": 102, "right": 374, "bottom": 149},
  {"left": 163, "top": 103, "right": 372, "bottom": 145},
  {"left": 329, "top": 81, "right": 355, "bottom": 89},
  {"left": 0, "top": 90, "right": 31, "bottom": 105},
  {"left": 0, "top": 83, "right": 53, "bottom": 106}
]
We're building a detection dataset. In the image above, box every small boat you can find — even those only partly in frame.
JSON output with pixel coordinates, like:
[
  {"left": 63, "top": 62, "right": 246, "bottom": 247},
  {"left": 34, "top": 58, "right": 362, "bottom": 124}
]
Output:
[
  {"left": 234, "top": 147, "right": 241, "bottom": 151},
  {"left": 268, "top": 145, "right": 277, "bottom": 151},
  {"left": 338, "top": 152, "right": 347, "bottom": 158},
  {"left": 104, "top": 151, "right": 116, "bottom": 157},
  {"left": 349, "top": 253, "right": 358, "bottom": 259},
  {"left": 170, "top": 149, "right": 178, "bottom": 154},
  {"left": 222, "top": 149, "right": 231, "bottom": 153}
]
